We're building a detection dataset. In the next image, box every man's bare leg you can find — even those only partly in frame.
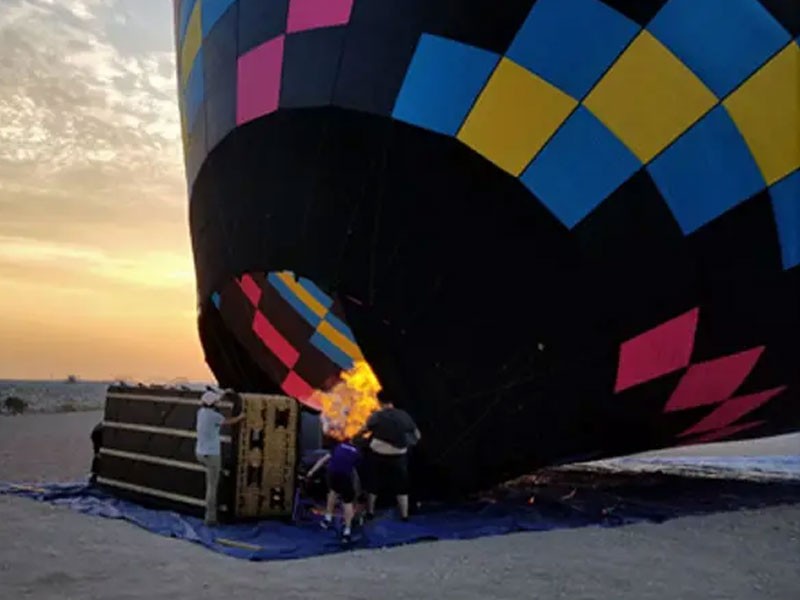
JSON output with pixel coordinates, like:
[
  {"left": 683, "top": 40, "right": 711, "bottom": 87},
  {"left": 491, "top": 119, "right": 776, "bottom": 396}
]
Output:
[
  {"left": 321, "top": 490, "right": 336, "bottom": 528},
  {"left": 340, "top": 502, "right": 356, "bottom": 542},
  {"left": 397, "top": 494, "right": 409, "bottom": 519},
  {"left": 343, "top": 502, "right": 355, "bottom": 529}
]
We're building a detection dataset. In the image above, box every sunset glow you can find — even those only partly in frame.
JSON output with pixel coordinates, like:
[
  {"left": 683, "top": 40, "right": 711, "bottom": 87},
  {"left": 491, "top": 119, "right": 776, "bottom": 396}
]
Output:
[{"left": 0, "top": 1, "right": 211, "bottom": 382}]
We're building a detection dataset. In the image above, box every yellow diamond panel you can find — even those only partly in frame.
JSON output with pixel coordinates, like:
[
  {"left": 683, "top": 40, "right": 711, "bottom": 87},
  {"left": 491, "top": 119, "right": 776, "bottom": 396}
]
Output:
[
  {"left": 723, "top": 43, "right": 800, "bottom": 186},
  {"left": 457, "top": 58, "right": 577, "bottom": 176},
  {"left": 180, "top": 0, "right": 202, "bottom": 87},
  {"left": 584, "top": 31, "right": 717, "bottom": 163},
  {"left": 318, "top": 321, "right": 364, "bottom": 361}
]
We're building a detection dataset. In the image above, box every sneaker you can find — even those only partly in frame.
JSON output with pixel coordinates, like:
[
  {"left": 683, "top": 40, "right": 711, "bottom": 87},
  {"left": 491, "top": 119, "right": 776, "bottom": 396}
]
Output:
[
  {"left": 341, "top": 531, "right": 352, "bottom": 544},
  {"left": 320, "top": 517, "right": 332, "bottom": 530}
]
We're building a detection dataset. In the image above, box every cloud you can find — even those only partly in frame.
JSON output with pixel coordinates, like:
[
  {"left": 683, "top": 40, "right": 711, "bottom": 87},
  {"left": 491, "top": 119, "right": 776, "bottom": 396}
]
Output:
[
  {"left": 0, "top": 0, "right": 184, "bottom": 204},
  {"left": 0, "top": 1, "right": 211, "bottom": 380},
  {"left": 0, "top": 0, "right": 193, "bottom": 282},
  {"left": 0, "top": 234, "right": 194, "bottom": 290}
]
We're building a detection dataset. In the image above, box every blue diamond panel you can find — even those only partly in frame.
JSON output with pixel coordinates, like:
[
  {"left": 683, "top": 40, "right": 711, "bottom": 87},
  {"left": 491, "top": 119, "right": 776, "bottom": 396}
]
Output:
[
  {"left": 648, "top": 0, "right": 791, "bottom": 98},
  {"left": 506, "top": 0, "right": 639, "bottom": 99},
  {"left": 520, "top": 106, "right": 641, "bottom": 229},
  {"left": 770, "top": 170, "right": 800, "bottom": 270},
  {"left": 267, "top": 273, "right": 323, "bottom": 328},
  {"left": 203, "top": 2, "right": 237, "bottom": 81},
  {"left": 324, "top": 313, "right": 355, "bottom": 343},
  {"left": 332, "top": 3, "right": 423, "bottom": 117},
  {"left": 202, "top": 0, "right": 236, "bottom": 37},
  {"left": 186, "top": 50, "right": 205, "bottom": 131},
  {"left": 311, "top": 331, "right": 354, "bottom": 371},
  {"left": 178, "top": 0, "right": 198, "bottom": 44},
  {"left": 392, "top": 34, "right": 499, "bottom": 137},
  {"left": 203, "top": 6, "right": 236, "bottom": 151},
  {"left": 647, "top": 105, "right": 766, "bottom": 234},
  {"left": 297, "top": 277, "right": 334, "bottom": 310}
]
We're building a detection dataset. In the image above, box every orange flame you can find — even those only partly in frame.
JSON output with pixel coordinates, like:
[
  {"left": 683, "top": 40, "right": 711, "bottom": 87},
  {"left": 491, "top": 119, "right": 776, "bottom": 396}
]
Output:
[{"left": 312, "top": 360, "right": 381, "bottom": 441}]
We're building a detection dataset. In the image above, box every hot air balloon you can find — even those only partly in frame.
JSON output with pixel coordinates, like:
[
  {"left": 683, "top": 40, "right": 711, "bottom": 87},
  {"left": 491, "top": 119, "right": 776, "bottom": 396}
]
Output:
[{"left": 174, "top": 0, "right": 800, "bottom": 496}]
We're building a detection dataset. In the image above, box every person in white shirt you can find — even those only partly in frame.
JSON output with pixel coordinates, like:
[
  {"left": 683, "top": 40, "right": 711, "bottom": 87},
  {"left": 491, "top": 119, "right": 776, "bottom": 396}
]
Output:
[{"left": 195, "top": 390, "right": 244, "bottom": 525}]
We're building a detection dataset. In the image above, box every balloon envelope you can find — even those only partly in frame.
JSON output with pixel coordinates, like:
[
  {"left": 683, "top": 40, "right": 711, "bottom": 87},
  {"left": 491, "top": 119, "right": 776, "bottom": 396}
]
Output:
[{"left": 174, "top": 0, "right": 800, "bottom": 495}]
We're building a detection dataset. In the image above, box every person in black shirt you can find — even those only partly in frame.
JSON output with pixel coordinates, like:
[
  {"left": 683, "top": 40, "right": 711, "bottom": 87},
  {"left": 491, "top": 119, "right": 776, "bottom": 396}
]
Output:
[{"left": 358, "top": 393, "right": 421, "bottom": 520}]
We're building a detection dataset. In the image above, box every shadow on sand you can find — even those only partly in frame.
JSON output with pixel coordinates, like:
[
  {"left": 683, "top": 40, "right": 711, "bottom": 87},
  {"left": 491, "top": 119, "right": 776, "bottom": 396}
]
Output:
[{"left": 482, "top": 466, "right": 800, "bottom": 527}]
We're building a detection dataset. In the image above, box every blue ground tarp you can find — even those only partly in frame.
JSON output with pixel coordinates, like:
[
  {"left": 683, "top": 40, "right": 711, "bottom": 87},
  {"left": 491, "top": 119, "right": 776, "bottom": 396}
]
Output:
[{"left": 2, "top": 455, "right": 799, "bottom": 561}]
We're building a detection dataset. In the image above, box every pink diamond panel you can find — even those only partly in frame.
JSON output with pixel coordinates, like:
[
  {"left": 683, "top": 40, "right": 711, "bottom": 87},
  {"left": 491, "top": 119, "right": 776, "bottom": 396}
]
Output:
[
  {"left": 678, "top": 386, "right": 787, "bottom": 437},
  {"left": 614, "top": 308, "right": 699, "bottom": 393},
  {"left": 286, "top": 0, "right": 354, "bottom": 34},
  {"left": 252, "top": 310, "right": 299, "bottom": 368},
  {"left": 236, "top": 35, "right": 285, "bottom": 126},
  {"left": 681, "top": 421, "right": 765, "bottom": 445},
  {"left": 237, "top": 273, "right": 262, "bottom": 306},
  {"left": 663, "top": 347, "right": 765, "bottom": 412},
  {"left": 282, "top": 370, "right": 318, "bottom": 408}
]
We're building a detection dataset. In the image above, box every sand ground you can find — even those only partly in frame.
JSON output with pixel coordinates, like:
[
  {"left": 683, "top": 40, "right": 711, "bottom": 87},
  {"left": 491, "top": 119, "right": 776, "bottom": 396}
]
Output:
[{"left": 0, "top": 411, "right": 798, "bottom": 600}]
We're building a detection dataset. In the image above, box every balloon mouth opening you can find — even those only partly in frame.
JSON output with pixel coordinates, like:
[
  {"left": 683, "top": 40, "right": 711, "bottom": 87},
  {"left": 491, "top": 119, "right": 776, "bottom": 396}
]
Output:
[{"left": 207, "top": 270, "right": 382, "bottom": 439}]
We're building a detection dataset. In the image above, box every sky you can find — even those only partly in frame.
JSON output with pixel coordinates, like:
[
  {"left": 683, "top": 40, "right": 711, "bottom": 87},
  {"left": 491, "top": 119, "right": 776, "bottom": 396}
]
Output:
[{"left": 0, "top": 0, "right": 212, "bottom": 382}]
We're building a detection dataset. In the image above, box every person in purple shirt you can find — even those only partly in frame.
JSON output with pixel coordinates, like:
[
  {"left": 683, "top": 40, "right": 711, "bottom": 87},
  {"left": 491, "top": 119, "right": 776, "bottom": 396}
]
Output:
[{"left": 306, "top": 439, "right": 362, "bottom": 543}]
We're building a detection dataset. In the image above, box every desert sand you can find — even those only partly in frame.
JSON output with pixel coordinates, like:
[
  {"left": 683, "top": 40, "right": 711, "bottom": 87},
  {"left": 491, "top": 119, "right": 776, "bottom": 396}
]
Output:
[{"left": 0, "top": 411, "right": 798, "bottom": 600}]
